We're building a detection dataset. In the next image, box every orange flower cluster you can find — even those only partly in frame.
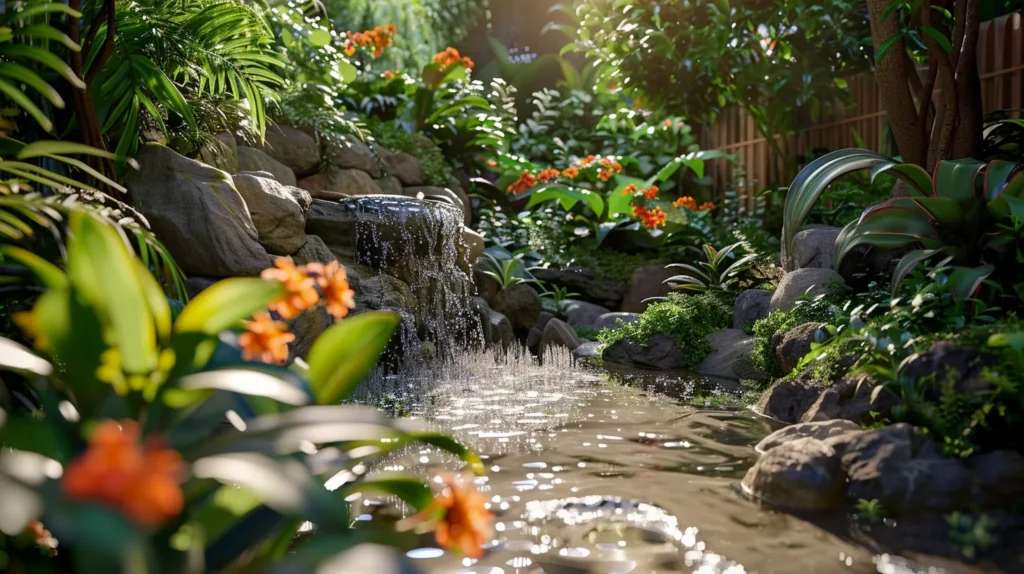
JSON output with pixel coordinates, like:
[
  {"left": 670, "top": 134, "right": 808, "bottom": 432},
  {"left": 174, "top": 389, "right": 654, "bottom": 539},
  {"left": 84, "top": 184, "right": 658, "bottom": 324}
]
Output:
[
  {"left": 240, "top": 312, "right": 295, "bottom": 365},
  {"left": 261, "top": 258, "right": 356, "bottom": 321},
  {"left": 28, "top": 521, "right": 57, "bottom": 556},
  {"left": 310, "top": 261, "right": 356, "bottom": 319},
  {"left": 672, "top": 196, "right": 715, "bottom": 211},
  {"left": 597, "top": 157, "right": 623, "bottom": 181},
  {"left": 538, "top": 168, "right": 560, "bottom": 183},
  {"left": 562, "top": 167, "right": 579, "bottom": 179},
  {"left": 63, "top": 420, "right": 184, "bottom": 528},
  {"left": 622, "top": 184, "right": 658, "bottom": 199},
  {"left": 576, "top": 155, "right": 596, "bottom": 167},
  {"left": 506, "top": 170, "right": 537, "bottom": 194},
  {"left": 383, "top": 70, "right": 396, "bottom": 79},
  {"left": 403, "top": 474, "right": 494, "bottom": 559},
  {"left": 622, "top": 183, "right": 638, "bottom": 196},
  {"left": 632, "top": 205, "right": 667, "bottom": 229},
  {"left": 433, "top": 47, "right": 474, "bottom": 70},
  {"left": 345, "top": 24, "right": 396, "bottom": 57}
]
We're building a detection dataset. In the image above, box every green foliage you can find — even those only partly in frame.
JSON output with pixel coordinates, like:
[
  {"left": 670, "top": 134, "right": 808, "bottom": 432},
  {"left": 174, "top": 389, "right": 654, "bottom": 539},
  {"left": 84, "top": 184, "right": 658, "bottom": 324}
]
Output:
[
  {"left": 369, "top": 119, "right": 458, "bottom": 188},
  {"left": 854, "top": 499, "right": 888, "bottom": 522},
  {"left": 600, "top": 293, "right": 732, "bottom": 368},
  {"left": 662, "top": 242, "right": 757, "bottom": 296},
  {"left": 479, "top": 252, "right": 535, "bottom": 289},
  {"left": 946, "top": 513, "right": 998, "bottom": 560},
  {"left": 750, "top": 295, "right": 840, "bottom": 378},
  {"left": 574, "top": 326, "right": 600, "bottom": 341},
  {"left": 0, "top": 208, "right": 479, "bottom": 571}
]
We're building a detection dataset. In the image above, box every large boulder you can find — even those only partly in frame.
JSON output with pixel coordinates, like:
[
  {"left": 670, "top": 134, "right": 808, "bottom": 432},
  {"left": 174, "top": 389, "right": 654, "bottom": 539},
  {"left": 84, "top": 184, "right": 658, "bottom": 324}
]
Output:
[
  {"left": 741, "top": 437, "right": 845, "bottom": 512},
  {"left": 733, "top": 289, "right": 772, "bottom": 331},
  {"left": 377, "top": 147, "right": 426, "bottom": 186},
  {"left": 560, "top": 300, "right": 611, "bottom": 329},
  {"left": 126, "top": 143, "right": 272, "bottom": 277},
  {"left": 595, "top": 312, "right": 639, "bottom": 331},
  {"left": 291, "top": 235, "right": 336, "bottom": 267},
  {"left": 259, "top": 124, "right": 320, "bottom": 177},
  {"left": 752, "top": 373, "right": 826, "bottom": 423},
  {"left": 488, "top": 310, "right": 515, "bottom": 350},
  {"left": 774, "top": 322, "right": 825, "bottom": 373},
  {"left": 770, "top": 268, "right": 845, "bottom": 312},
  {"left": 473, "top": 268, "right": 500, "bottom": 307},
  {"left": 541, "top": 318, "right": 583, "bottom": 354},
  {"left": 492, "top": 283, "right": 542, "bottom": 333},
  {"left": 374, "top": 176, "right": 403, "bottom": 196},
  {"left": 237, "top": 146, "right": 297, "bottom": 186},
  {"left": 232, "top": 173, "right": 311, "bottom": 255},
  {"left": 799, "top": 374, "right": 901, "bottom": 425},
  {"left": 602, "top": 334, "right": 685, "bottom": 370},
  {"left": 755, "top": 420, "right": 862, "bottom": 455},
  {"left": 305, "top": 199, "right": 355, "bottom": 261},
  {"left": 325, "top": 135, "right": 381, "bottom": 177},
  {"left": 199, "top": 132, "right": 238, "bottom": 173},
  {"left": 787, "top": 226, "right": 841, "bottom": 271},
  {"left": 696, "top": 329, "right": 766, "bottom": 382},
  {"left": 297, "top": 168, "right": 381, "bottom": 197},
  {"left": 530, "top": 267, "right": 625, "bottom": 309},
  {"left": 620, "top": 265, "right": 677, "bottom": 313}
]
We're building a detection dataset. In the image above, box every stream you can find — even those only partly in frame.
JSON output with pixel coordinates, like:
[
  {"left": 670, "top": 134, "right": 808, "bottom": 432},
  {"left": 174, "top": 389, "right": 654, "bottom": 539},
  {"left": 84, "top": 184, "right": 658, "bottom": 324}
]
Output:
[{"left": 340, "top": 347, "right": 1009, "bottom": 574}]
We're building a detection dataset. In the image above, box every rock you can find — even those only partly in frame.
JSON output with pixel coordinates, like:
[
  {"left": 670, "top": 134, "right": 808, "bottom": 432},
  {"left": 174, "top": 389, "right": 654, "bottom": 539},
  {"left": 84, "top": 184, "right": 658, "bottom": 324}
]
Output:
[
  {"left": 595, "top": 312, "right": 638, "bottom": 331},
  {"left": 775, "top": 322, "right": 825, "bottom": 373},
  {"left": 560, "top": 300, "right": 611, "bottom": 329},
  {"left": 185, "top": 276, "right": 217, "bottom": 298},
  {"left": 755, "top": 420, "right": 862, "bottom": 454},
  {"left": 297, "top": 168, "right": 381, "bottom": 197},
  {"left": 291, "top": 235, "right": 336, "bottom": 267},
  {"left": 741, "top": 437, "right": 845, "bottom": 511},
  {"left": 469, "top": 297, "right": 492, "bottom": 346},
  {"left": 799, "top": 375, "right": 901, "bottom": 425},
  {"left": 325, "top": 135, "right": 381, "bottom": 177},
  {"left": 787, "top": 226, "right": 841, "bottom": 271},
  {"left": 305, "top": 200, "right": 355, "bottom": 261},
  {"left": 378, "top": 148, "right": 426, "bottom": 186},
  {"left": 488, "top": 310, "right": 514, "bottom": 350},
  {"left": 573, "top": 341, "right": 602, "bottom": 358},
  {"left": 126, "top": 143, "right": 271, "bottom": 277},
  {"left": 602, "top": 334, "right": 685, "bottom": 370},
  {"left": 374, "top": 176, "right": 403, "bottom": 195},
  {"left": 237, "top": 146, "right": 297, "bottom": 186},
  {"left": 620, "top": 265, "right": 677, "bottom": 313},
  {"left": 903, "top": 341, "right": 996, "bottom": 398},
  {"left": 404, "top": 186, "right": 463, "bottom": 210},
  {"left": 834, "top": 424, "right": 972, "bottom": 513},
  {"left": 199, "top": 132, "right": 238, "bottom": 173},
  {"left": 492, "top": 283, "right": 542, "bottom": 333},
  {"left": 541, "top": 318, "right": 582, "bottom": 354},
  {"left": 259, "top": 124, "right": 320, "bottom": 177},
  {"left": 355, "top": 273, "right": 417, "bottom": 314},
  {"left": 462, "top": 227, "right": 485, "bottom": 269},
  {"left": 533, "top": 312, "right": 554, "bottom": 332},
  {"left": 696, "top": 329, "right": 766, "bottom": 382},
  {"left": 733, "top": 289, "right": 773, "bottom": 330},
  {"left": 770, "top": 268, "right": 846, "bottom": 312},
  {"left": 452, "top": 185, "right": 472, "bottom": 225},
  {"left": 418, "top": 340, "right": 438, "bottom": 362},
  {"left": 232, "top": 173, "right": 311, "bottom": 255},
  {"left": 526, "top": 327, "right": 543, "bottom": 354},
  {"left": 969, "top": 450, "right": 1024, "bottom": 509},
  {"left": 531, "top": 267, "right": 625, "bottom": 310},
  {"left": 473, "top": 268, "right": 500, "bottom": 306},
  {"left": 287, "top": 305, "right": 331, "bottom": 360},
  {"left": 753, "top": 373, "right": 826, "bottom": 423}
]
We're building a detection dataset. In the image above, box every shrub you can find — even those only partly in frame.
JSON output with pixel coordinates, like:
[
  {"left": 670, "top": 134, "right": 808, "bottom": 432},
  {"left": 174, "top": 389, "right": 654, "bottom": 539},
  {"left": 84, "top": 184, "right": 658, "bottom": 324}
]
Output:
[
  {"left": 600, "top": 293, "right": 732, "bottom": 367},
  {"left": 750, "top": 296, "right": 840, "bottom": 378}
]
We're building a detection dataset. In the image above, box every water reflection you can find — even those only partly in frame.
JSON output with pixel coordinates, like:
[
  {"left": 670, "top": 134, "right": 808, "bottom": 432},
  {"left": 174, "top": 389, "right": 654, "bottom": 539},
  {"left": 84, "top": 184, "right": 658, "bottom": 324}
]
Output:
[{"left": 348, "top": 346, "right": 1011, "bottom": 573}]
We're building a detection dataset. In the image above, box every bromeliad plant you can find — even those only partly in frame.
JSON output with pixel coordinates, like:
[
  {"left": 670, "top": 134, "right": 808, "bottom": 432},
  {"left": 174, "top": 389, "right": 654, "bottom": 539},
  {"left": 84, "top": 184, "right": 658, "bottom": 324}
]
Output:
[
  {"left": 0, "top": 209, "right": 486, "bottom": 572},
  {"left": 783, "top": 149, "right": 1024, "bottom": 302},
  {"left": 661, "top": 242, "right": 757, "bottom": 295}
]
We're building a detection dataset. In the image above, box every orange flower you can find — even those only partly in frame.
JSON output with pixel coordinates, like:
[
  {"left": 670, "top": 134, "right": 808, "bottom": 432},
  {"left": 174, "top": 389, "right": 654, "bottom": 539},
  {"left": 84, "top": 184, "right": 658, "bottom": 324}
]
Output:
[
  {"left": 632, "top": 205, "right": 649, "bottom": 218},
  {"left": 576, "top": 155, "right": 596, "bottom": 167},
  {"left": 642, "top": 185, "right": 659, "bottom": 200},
  {"left": 313, "top": 261, "right": 356, "bottom": 319},
  {"left": 562, "top": 167, "right": 579, "bottom": 179},
  {"left": 62, "top": 420, "right": 184, "bottom": 528},
  {"left": 597, "top": 169, "right": 614, "bottom": 182},
  {"left": 383, "top": 70, "right": 396, "bottom": 79},
  {"left": 344, "top": 42, "right": 356, "bottom": 56},
  {"left": 673, "top": 196, "right": 698, "bottom": 210},
  {"left": 262, "top": 258, "right": 320, "bottom": 319},
  {"left": 462, "top": 56, "right": 475, "bottom": 70},
  {"left": 387, "top": 24, "right": 397, "bottom": 34},
  {"left": 664, "top": 119, "right": 673, "bottom": 128},
  {"left": 433, "top": 47, "right": 471, "bottom": 69},
  {"left": 698, "top": 201, "right": 716, "bottom": 211},
  {"left": 643, "top": 207, "right": 667, "bottom": 228},
  {"left": 240, "top": 312, "right": 295, "bottom": 364},
  {"left": 598, "top": 158, "right": 623, "bottom": 173},
  {"left": 373, "top": 48, "right": 383, "bottom": 57},
  {"left": 538, "top": 168, "right": 560, "bottom": 183},
  {"left": 506, "top": 170, "right": 537, "bottom": 194},
  {"left": 622, "top": 183, "right": 638, "bottom": 196},
  {"left": 403, "top": 474, "right": 494, "bottom": 558}
]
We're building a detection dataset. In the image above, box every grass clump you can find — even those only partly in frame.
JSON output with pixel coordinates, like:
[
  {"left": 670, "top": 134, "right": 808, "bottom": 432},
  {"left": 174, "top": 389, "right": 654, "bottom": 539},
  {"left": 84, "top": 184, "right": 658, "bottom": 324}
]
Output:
[{"left": 600, "top": 293, "right": 731, "bottom": 367}]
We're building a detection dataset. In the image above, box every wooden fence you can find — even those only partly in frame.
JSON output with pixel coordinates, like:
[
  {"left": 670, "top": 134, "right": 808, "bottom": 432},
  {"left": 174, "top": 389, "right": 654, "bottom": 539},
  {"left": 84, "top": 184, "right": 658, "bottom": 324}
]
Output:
[{"left": 699, "top": 12, "right": 1024, "bottom": 205}]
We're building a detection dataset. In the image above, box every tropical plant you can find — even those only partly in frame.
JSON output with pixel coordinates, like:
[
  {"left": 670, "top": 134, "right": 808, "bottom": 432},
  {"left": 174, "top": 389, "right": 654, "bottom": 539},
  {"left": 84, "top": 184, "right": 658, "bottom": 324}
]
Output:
[
  {"left": 982, "top": 116, "right": 1024, "bottom": 162},
  {"left": 538, "top": 282, "right": 580, "bottom": 305},
  {"left": 0, "top": 208, "right": 484, "bottom": 572},
  {"left": 855, "top": 499, "right": 889, "bottom": 522},
  {"left": 479, "top": 252, "right": 535, "bottom": 289},
  {"left": 660, "top": 242, "right": 757, "bottom": 296},
  {"left": 782, "top": 149, "right": 1024, "bottom": 302}
]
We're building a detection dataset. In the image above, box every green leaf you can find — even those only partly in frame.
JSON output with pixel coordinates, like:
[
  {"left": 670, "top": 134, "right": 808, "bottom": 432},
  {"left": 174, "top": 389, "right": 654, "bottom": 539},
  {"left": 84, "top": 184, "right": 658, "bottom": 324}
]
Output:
[
  {"left": 920, "top": 26, "right": 952, "bottom": 53},
  {"left": 0, "top": 245, "right": 67, "bottom": 289},
  {"left": 525, "top": 184, "right": 605, "bottom": 218},
  {"left": 870, "top": 162, "right": 932, "bottom": 195},
  {"left": 306, "top": 312, "right": 400, "bottom": 404},
  {"left": 404, "top": 431, "right": 485, "bottom": 475},
  {"left": 944, "top": 265, "right": 994, "bottom": 301},
  {"left": 932, "top": 159, "right": 985, "bottom": 203},
  {"left": 307, "top": 29, "right": 332, "bottom": 47},
  {"left": 607, "top": 175, "right": 645, "bottom": 218},
  {"left": 66, "top": 212, "right": 158, "bottom": 377},
  {"left": 890, "top": 248, "right": 948, "bottom": 298},
  {"left": 875, "top": 34, "right": 902, "bottom": 65},
  {"left": 340, "top": 473, "right": 433, "bottom": 510},
  {"left": 175, "top": 369, "right": 311, "bottom": 406},
  {"left": 175, "top": 278, "right": 285, "bottom": 335},
  {"left": 834, "top": 203, "right": 940, "bottom": 266}
]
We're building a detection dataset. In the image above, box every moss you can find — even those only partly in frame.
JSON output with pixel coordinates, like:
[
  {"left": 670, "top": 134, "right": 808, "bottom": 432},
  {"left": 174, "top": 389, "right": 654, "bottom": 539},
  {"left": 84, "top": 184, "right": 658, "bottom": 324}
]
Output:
[
  {"left": 574, "top": 326, "right": 601, "bottom": 341},
  {"left": 750, "top": 297, "right": 838, "bottom": 379},
  {"left": 599, "top": 292, "right": 732, "bottom": 367},
  {"left": 367, "top": 120, "right": 459, "bottom": 189}
]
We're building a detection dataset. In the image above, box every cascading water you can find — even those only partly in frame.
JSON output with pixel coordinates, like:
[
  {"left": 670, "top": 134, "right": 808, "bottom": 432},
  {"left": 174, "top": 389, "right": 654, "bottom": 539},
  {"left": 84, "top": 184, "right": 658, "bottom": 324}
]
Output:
[{"left": 331, "top": 195, "right": 484, "bottom": 365}]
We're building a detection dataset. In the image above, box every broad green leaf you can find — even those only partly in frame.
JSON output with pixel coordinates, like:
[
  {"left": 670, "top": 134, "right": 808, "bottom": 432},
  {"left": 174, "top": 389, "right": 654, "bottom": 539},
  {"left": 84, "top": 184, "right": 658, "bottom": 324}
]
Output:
[
  {"left": 987, "top": 332, "right": 1024, "bottom": 351},
  {"left": 174, "top": 369, "right": 310, "bottom": 406},
  {"left": 944, "top": 265, "right": 994, "bottom": 301},
  {"left": 920, "top": 25, "right": 952, "bottom": 53},
  {"left": 306, "top": 312, "right": 400, "bottom": 404},
  {"left": 340, "top": 473, "right": 433, "bottom": 510},
  {"left": 932, "top": 159, "right": 984, "bottom": 203},
  {"left": 403, "top": 430, "right": 485, "bottom": 474},
  {"left": 870, "top": 162, "right": 931, "bottom": 195},
  {"left": 890, "top": 248, "right": 949, "bottom": 298},
  {"left": 608, "top": 175, "right": 645, "bottom": 218},
  {"left": 835, "top": 203, "right": 939, "bottom": 266},
  {"left": 66, "top": 212, "right": 158, "bottom": 376},
  {"left": 875, "top": 34, "right": 902, "bottom": 64},
  {"left": 175, "top": 278, "right": 285, "bottom": 335},
  {"left": 525, "top": 184, "right": 605, "bottom": 218},
  {"left": 307, "top": 29, "right": 332, "bottom": 47},
  {"left": 0, "top": 245, "right": 67, "bottom": 289}
]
